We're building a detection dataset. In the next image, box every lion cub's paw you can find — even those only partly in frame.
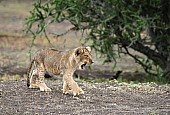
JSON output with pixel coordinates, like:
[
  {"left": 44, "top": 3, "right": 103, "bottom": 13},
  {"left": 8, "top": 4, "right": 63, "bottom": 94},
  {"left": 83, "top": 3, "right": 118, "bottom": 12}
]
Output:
[
  {"left": 79, "top": 88, "right": 84, "bottom": 94},
  {"left": 45, "top": 87, "right": 52, "bottom": 92},
  {"left": 38, "top": 83, "right": 52, "bottom": 92},
  {"left": 72, "top": 88, "right": 84, "bottom": 96},
  {"left": 63, "top": 90, "right": 71, "bottom": 95},
  {"left": 29, "top": 84, "right": 38, "bottom": 89},
  {"left": 63, "top": 88, "right": 84, "bottom": 96},
  {"left": 40, "top": 86, "right": 52, "bottom": 92}
]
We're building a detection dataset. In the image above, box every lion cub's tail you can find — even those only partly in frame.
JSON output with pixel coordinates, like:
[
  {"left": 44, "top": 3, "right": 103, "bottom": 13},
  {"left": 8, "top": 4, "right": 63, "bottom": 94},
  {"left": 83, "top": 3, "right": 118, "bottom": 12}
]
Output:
[{"left": 27, "top": 60, "right": 35, "bottom": 87}]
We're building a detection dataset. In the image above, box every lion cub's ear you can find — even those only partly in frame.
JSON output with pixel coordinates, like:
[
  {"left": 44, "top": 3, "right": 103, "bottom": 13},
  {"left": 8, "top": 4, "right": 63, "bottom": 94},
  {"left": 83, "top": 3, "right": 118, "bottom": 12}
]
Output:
[
  {"left": 86, "top": 46, "right": 91, "bottom": 52},
  {"left": 75, "top": 48, "right": 82, "bottom": 56}
]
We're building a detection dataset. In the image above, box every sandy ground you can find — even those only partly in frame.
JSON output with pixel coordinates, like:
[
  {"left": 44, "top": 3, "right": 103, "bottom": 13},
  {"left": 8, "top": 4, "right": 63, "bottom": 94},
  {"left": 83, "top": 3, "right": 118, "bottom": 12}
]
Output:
[{"left": 0, "top": 79, "right": 169, "bottom": 115}]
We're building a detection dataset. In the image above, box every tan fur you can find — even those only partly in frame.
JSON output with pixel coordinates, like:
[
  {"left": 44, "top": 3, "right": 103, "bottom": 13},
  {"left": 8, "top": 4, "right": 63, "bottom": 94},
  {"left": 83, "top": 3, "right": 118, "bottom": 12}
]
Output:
[{"left": 27, "top": 47, "right": 93, "bottom": 95}]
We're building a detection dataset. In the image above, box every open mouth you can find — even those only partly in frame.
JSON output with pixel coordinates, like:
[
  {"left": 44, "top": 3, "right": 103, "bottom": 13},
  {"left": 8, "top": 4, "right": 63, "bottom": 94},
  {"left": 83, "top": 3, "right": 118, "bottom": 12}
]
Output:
[{"left": 81, "top": 63, "right": 87, "bottom": 69}]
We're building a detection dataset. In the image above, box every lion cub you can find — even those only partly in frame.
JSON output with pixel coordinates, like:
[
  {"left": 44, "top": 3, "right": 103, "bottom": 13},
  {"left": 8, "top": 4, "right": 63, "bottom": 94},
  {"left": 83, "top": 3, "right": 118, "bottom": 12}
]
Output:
[{"left": 27, "top": 47, "right": 93, "bottom": 96}]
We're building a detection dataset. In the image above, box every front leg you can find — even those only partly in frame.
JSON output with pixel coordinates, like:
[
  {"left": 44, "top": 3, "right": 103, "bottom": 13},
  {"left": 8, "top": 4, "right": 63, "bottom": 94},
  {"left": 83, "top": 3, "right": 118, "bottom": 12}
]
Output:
[
  {"left": 63, "top": 80, "right": 72, "bottom": 94},
  {"left": 63, "top": 70, "right": 84, "bottom": 96}
]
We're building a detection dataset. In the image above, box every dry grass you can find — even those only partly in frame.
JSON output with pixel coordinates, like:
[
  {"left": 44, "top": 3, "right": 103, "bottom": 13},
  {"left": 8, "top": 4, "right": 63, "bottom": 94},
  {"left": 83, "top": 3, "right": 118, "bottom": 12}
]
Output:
[{"left": 0, "top": 74, "right": 26, "bottom": 81}]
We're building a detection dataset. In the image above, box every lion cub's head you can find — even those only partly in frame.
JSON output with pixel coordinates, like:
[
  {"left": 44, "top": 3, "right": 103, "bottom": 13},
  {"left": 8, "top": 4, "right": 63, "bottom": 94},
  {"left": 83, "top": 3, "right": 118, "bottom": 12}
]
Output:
[{"left": 74, "top": 46, "right": 94, "bottom": 69}]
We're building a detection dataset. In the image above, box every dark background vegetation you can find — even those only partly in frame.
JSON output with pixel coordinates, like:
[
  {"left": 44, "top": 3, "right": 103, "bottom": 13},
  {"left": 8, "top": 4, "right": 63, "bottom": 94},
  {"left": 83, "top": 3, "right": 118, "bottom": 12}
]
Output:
[
  {"left": 0, "top": 0, "right": 146, "bottom": 82},
  {"left": 26, "top": 0, "right": 170, "bottom": 83}
]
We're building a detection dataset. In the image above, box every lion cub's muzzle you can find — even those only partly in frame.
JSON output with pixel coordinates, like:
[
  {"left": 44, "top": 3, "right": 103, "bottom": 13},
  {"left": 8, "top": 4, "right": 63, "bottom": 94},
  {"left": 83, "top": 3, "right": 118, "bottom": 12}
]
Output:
[{"left": 81, "top": 60, "right": 94, "bottom": 69}]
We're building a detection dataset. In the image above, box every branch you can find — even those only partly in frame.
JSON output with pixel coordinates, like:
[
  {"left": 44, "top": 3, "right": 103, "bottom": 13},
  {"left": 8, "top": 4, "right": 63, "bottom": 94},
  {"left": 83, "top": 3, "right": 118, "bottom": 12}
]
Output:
[
  {"left": 130, "top": 42, "right": 166, "bottom": 70},
  {"left": 120, "top": 38, "right": 166, "bottom": 70},
  {"left": 49, "top": 26, "right": 79, "bottom": 38},
  {"left": 123, "top": 46, "right": 157, "bottom": 76}
]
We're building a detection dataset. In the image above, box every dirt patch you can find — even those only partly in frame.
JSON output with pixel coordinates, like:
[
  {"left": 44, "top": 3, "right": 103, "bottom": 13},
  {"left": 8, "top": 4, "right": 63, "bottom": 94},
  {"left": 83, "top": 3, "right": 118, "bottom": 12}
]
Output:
[{"left": 0, "top": 79, "right": 169, "bottom": 114}]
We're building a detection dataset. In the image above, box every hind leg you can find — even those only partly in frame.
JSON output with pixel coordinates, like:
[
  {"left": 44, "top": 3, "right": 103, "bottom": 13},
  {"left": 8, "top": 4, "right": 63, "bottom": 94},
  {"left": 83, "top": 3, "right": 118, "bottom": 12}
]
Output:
[
  {"left": 36, "top": 63, "right": 51, "bottom": 91},
  {"left": 29, "top": 75, "right": 39, "bottom": 88},
  {"left": 29, "top": 69, "right": 39, "bottom": 88}
]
